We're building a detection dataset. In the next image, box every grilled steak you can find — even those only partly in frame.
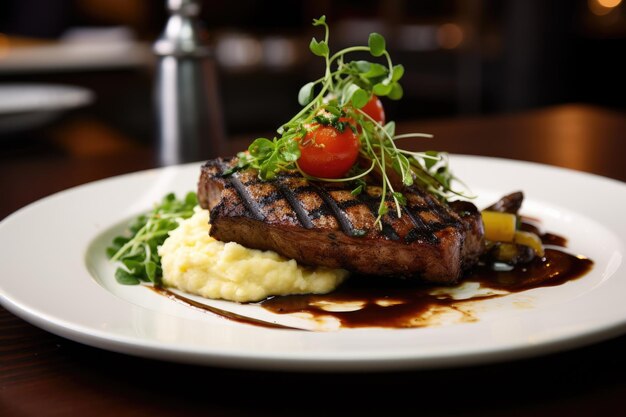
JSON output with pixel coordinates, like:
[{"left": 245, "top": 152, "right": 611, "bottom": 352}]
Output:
[{"left": 198, "top": 158, "right": 485, "bottom": 284}]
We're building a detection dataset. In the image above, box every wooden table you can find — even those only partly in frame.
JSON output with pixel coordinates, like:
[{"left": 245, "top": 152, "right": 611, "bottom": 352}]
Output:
[{"left": 2, "top": 104, "right": 626, "bottom": 416}]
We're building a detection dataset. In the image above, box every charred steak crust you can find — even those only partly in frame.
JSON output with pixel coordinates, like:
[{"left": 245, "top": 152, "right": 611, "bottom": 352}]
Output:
[{"left": 198, "top": 158, "right": 485, "bottom": 283}]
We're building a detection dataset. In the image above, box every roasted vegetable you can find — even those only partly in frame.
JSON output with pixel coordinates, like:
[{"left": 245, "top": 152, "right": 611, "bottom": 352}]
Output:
[
  {"left": 481, "top": 211, "right": 517, "bottom": 242},
  {"left": 514, "top": 230, "right": 544, "bottom": 257},
  {"left": 481, "top": 192, "right": 545, "bottom": 265}
]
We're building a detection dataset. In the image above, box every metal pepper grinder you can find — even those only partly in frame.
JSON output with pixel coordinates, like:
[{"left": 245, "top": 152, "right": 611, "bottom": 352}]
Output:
[{"left": 153, "top": 0, "right": 225, "bottom": 166}]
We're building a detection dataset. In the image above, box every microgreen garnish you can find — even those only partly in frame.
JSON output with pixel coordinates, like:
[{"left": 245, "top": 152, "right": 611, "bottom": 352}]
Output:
[
  {"left": 236, "top": 15, "right": 470, "bottom": 226},
  {"left": 107, "top": 192, "right": 198, "bottom": 285}
]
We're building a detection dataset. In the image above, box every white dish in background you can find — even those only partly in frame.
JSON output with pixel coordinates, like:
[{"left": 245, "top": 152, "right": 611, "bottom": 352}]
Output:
[
  {"left": 0, "top": 84, "right": 93, "bottom": 133},
  {"left": 0, "top": 38, "right": 152, "bottom": 74},
  {"left": 0, "top": 156, "right": 625, "bottom": 372}
]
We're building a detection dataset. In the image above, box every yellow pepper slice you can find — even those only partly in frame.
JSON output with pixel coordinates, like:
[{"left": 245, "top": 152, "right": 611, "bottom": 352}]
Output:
[
  {"left": 481, "top": 211, "right": 517, "bottom": 242},
  {"left": 514, "top": 230, "right": 545, "bottom": 257}
]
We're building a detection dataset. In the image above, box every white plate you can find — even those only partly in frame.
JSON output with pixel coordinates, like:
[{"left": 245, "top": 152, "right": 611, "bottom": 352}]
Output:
[
  {"left": 0, "top": 84, "right": 93, "bottom": 133},
  {"left": 1, "top": 156, "right": 625, "bottom": 372},
  {"left": 0, "top": 39, "right": 152, "bottom": 74}
]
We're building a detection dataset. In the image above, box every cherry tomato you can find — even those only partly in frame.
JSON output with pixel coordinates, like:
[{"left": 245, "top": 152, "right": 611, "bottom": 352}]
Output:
[
  {"left": 360, "top": 95, "right": 385, "bottom": 125},
  {"left": 298, "top": 122, "right": 360, "bottom": 178}
]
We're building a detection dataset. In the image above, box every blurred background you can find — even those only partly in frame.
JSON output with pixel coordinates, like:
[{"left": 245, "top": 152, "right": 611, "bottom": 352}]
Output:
[{"left": 0, "top": 0, "right": 624, "bottom": 157}]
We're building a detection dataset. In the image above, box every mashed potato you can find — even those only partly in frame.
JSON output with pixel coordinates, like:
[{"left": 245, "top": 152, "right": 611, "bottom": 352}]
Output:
[{"left": 158, "top": 207, "right": 349, "bottom": 302}]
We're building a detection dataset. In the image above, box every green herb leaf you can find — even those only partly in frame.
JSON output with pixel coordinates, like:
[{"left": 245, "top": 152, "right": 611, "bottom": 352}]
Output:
[
  {"left": 351, "top": 184, "right": 364, "bottom": 195},
  {"left": 115, "top": 268, "right": 140, "bottom": 285},
  {"left": 392, "top": 153, "right": 411, "bottom": 183},
  {"left": 392, "top": 65, "right": 405, "bottom": 82},
  {"left": 298, "top": 82, "right": 316, "bottom": 106},
  {"left": 388, "top": 82, "right": 404, "bottom": 100},
  {"left": 392, "top": 192, "right": 407, "bottom": 206},
  {"left": 313, "top": 15, "right": 326, "bottom": 26},
  {"left": 310, "top": 38, "right": 329, "bottom": 57},
  {"left": 145, "top": 261, "right": 157, "bottom": 283},
  {"left": 353, "top": 60, "right": 371, "bottom": 73},
  {"left": 105, "top": 247, "right": 118, "bottom": 259},
  {"left": 249, "top": 138, "right": 275, "bottom": 158},
  {"left": 373, "top": 81, "right": 392, "bottom": 96},
  {"left": 259, "top": 151, "right": 280, "bottom": 180},
  {"left": 122, "top": 259, "right": 143, "bottom": 275},
  {"left": 368, "top": 33, "right": 386, "bottom": 57},
  {"left": 424, "top": 151, "right": 440, "bottom": 170},
  {"left": 325, "top": 105, "right": 341, "bottom": 116},
  {"left": 357, "top": 61, "right": 387, "bottom": 79},
  {"left": 279, "top": 138, "right": 300, "bottom": 162},
  {"left": 383, "top": 121, "right": 395, "bottom": 137},
  {"left": 113, "top": 236, "right": 129, "bottom": 248},
  {"left": 184, "top": 191, "right": 198, "bottom": 206},
  {"left": 350, "top": 87, "right": 369, "bottom": 109}
]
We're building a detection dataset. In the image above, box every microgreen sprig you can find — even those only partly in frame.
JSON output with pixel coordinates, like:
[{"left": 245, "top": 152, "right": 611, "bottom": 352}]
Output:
[
  {"left": 235, "top": 15, "right": 470, "bottom": 227},
  {"left": 107, "top": 192, "right": 198, "bottom": 285}
]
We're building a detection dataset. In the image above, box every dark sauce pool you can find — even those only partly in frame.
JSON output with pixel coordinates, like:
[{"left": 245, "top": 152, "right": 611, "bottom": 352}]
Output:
[
  {"left": 261, "top": 248, "right": 592, "bottom": 329},
  {"left": 152, "top": 223, "right": 593, "bottom": 330}
]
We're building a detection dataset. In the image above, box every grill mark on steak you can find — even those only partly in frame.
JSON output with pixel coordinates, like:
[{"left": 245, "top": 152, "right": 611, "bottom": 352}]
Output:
[
  {"left": 215, "top": 160, "right": 265, "bottom": 221},
  {"left": 276, "top": 183, "right": 314, "bottom": 229},
  {"left": 423, "top": 195, "right": 459, "bottom": 226},
  {"left": 300, "top": 186, "right": 374, "bottom": 222},
  {"left": 353, "top": 189, "right": 383, "bottom": 235},
  {"left": 381, "top": 223, "right": 400, "bottom": 241},
  {"left": 309, "top": 182, "right": 356, "bottom": 236},
  {"left": 306, "top": 207, "right": 325, "bottom": 220},
  {"left": 401, "top": 205, "right": 438, "bottom": 245}
]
